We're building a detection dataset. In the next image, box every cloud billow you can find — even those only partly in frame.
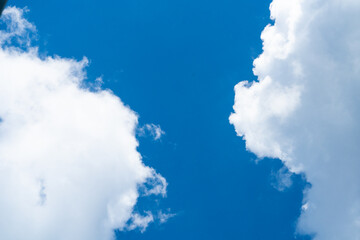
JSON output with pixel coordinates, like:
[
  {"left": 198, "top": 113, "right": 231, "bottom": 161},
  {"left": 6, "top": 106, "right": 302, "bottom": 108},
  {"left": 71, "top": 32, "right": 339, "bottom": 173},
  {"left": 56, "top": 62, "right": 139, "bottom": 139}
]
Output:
[
  {"left": 230, "top": 0, "right": 360, "bottom": 239},
  {"left": 0, "top": 7, "right": 166, "bottom": 240}
]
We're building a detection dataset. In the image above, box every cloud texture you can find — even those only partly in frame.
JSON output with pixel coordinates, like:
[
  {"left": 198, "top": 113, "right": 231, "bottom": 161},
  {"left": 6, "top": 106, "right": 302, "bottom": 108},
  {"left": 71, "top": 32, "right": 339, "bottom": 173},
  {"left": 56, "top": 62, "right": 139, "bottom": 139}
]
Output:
[
  {"left": 230, "top": 0, "right": 360, "bottom": 239},
  {"left": 0, "top": 7, "right": 166, "bottom": 240}
]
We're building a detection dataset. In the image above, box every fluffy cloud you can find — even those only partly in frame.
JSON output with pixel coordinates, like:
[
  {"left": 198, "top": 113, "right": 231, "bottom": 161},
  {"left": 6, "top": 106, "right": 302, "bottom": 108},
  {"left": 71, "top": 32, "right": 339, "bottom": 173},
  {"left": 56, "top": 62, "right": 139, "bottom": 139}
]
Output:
[
  {"left": 230, "top": 0, "right": 360, "bottom": 239},
  {"left": 0, "top": 7, "right": 166, "bottom": 240}
]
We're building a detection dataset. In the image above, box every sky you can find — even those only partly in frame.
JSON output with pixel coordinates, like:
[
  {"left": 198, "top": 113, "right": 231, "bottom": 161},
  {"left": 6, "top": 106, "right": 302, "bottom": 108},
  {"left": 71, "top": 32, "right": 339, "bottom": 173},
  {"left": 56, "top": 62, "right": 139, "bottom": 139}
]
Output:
[{"left": 0, "top": 0, "right": 359, "bottom": 240}]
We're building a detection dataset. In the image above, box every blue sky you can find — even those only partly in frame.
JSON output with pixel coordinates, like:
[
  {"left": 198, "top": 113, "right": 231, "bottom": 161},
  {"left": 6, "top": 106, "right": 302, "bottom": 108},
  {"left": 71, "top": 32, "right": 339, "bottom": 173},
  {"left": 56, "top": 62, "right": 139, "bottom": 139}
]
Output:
[
  {"left": 2, "top": 0, "right": 360, "bottom": 239},
  {"left": 12, "top": 0, "right": 311, "bottom": 239},
  {"left": 5, "top": 0, "right": 350, "bottom": 239}
]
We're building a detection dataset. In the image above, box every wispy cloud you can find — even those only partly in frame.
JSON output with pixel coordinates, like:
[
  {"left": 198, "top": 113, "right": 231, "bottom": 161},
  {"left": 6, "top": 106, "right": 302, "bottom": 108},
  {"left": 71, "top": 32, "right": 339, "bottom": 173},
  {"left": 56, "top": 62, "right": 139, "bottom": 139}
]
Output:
[
  {"left": 138, "top": 123, "right": 165, "bottom": 141},
  {"left": 124, "top": 212, "right": 154, "bottom": 233},
  {"left": 158, "top": 210, "right": 176, "bottom": 224}
]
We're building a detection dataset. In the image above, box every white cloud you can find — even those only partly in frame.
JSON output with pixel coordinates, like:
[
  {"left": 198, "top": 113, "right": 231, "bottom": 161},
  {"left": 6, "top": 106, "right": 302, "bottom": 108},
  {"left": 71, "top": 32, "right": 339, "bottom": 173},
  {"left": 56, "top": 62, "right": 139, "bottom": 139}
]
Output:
[
  {"left": 230, "top": 0, "right": 360, "bottom": 239},
  {"left": 138, "top": 123, "right": 165, "bottom": 141},
  {"left": 124, "top": 212, "right": 154, "bottom": 233},
  {"left": 122, "top": 209, "right": 175, "bottom": 233},
  {"left": 0, "top": 7, "right": 35, "bottom": 46},
  {"left": 271, "top": 166, "right": 293, "bottom": 192},
  {"left": 158, "top": 210, "right": 176, "bottom": 224},
  {"left": 0, "top": 7, "right": 166, "bottom": 240}
]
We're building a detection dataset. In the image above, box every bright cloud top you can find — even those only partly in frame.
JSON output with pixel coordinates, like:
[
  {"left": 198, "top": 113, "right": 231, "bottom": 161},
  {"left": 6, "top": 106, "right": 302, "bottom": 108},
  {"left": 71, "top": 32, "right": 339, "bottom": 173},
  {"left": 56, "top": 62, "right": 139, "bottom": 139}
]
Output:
[
  {"left": 0, "top": 7, "right": 166, "bottom": 240},
  {"left": 230, "top": 0, "right": 360, "bottom": 239}
]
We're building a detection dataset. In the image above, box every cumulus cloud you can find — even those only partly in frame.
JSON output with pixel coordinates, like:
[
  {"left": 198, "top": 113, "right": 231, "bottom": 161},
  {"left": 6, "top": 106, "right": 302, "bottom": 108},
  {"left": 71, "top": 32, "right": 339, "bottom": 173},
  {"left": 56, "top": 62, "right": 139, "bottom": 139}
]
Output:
[
  {"left": 230, "top": 0, "right": 360, "bottom": 239},
  {"left": 0, "top": 7, "right": 166, "bottom": 240}
]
